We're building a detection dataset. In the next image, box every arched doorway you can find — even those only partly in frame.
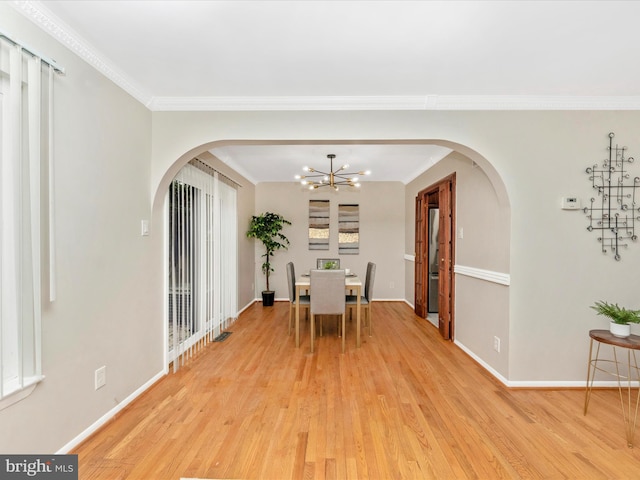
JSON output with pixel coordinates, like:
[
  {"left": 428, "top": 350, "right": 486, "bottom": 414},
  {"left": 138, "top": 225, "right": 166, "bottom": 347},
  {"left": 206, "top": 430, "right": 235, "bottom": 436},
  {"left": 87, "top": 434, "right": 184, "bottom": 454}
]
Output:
[{"left": 151, "top": 139, "right": 511, "bottom": 366}]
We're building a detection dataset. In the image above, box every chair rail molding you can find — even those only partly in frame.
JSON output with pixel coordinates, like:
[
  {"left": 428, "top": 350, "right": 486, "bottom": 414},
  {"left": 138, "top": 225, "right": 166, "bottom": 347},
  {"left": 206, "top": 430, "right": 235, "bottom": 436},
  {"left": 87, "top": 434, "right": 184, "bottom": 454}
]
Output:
[
  {"left": 454, "top": 265, "right": 510, "bottom": 286},
  {"left": 403, "top": 256, "right": 509, "bottom": 286}
]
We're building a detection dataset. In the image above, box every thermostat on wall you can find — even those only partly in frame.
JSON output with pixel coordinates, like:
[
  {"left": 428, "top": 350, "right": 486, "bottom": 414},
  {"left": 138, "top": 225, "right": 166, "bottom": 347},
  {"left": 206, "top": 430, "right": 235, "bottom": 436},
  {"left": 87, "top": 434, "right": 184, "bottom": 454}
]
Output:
[{"left": 561, "top": 196, "right": 581, "bottom": 210}]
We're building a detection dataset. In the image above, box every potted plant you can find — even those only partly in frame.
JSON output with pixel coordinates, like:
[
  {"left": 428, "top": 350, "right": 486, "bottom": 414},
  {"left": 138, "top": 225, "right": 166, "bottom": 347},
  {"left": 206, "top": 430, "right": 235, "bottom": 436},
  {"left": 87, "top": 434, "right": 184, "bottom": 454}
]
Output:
[
  {"left": 246, "top": 212, "right": 291, "bottom": 306},
  {"left": 590, "top": 300, "right": 640, "bottom": 338}
]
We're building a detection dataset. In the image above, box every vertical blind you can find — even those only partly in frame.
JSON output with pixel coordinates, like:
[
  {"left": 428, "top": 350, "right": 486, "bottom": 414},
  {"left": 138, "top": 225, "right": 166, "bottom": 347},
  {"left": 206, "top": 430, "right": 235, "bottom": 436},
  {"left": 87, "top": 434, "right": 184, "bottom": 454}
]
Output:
[
  {"left": 0, "top": 37, "right": 55, "bottom": 405},
  {"left": 168, "top": 161, "right": 238, "bottom": 371}
]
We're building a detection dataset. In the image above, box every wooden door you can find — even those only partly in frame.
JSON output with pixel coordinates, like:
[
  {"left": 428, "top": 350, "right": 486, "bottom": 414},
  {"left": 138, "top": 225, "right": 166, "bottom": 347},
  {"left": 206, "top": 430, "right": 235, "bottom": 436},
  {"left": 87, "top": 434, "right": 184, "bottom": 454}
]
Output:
[
  {"left": 438, "top": 181, "right": 453, "bottom": 339},
  {"left": 415, "top": 174, "right": 455, "bottom": 340},
  {"left": 414, "top": 194, "right": 426, "bottom": 317}
]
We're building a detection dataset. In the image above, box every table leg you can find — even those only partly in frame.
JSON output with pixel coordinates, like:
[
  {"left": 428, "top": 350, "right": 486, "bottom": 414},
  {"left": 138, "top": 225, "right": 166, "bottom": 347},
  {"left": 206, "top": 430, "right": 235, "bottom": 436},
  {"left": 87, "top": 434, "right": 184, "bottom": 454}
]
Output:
[
  {"left": 356, "top": 286, "right": 361, "bottom": 348},
  {"left": 614, "top": 347, "right": 640, "bottom": 447},
  {"left": 341, "top": 313, "right": 346, "bottom": 353},
  {"left": 584, "top": 339, "right": 640, "bottom": 448},
  {"left": 295, "top": 285, "right": 300, "bottom": 348},
  {"left": 629, "top": 350, "right": 640, "bottom": 446},
  {"left": 310, "top": 313, "right": 315, "bottom": 353},
  {"left": 584, "top": 338, "right": 596, "bottom": 415}
]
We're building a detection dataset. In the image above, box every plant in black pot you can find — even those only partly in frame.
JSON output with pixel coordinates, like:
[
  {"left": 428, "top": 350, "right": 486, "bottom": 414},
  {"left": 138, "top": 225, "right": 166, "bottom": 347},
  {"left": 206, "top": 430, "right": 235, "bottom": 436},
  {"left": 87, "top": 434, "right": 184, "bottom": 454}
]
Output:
[{"left": 246, "top": 212, "right": 291, "bottom": 306}]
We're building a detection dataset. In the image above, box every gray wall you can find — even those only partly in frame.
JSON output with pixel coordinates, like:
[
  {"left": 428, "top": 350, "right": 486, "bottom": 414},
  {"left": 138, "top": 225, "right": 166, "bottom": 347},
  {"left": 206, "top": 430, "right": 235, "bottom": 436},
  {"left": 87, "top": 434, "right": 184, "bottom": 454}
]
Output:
[
  {"left": 5, "top": 0, "right": 640, "bottom": 455},
  {"left": 0, "top": 4, "right": 158, "bottom": 453},
  {"left": 150, "top": 109, "right": 640, "bottom": 387},
  {"left": 405, "top": 151, "right": 511, "bottom": 378}
]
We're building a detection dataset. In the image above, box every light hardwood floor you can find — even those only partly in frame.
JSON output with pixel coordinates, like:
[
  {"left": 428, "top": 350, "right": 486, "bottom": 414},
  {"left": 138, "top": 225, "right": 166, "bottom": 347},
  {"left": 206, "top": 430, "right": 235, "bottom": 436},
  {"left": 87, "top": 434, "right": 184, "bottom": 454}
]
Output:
[{"left": 74, "top": 301, "right": 640, "bottom": 479}]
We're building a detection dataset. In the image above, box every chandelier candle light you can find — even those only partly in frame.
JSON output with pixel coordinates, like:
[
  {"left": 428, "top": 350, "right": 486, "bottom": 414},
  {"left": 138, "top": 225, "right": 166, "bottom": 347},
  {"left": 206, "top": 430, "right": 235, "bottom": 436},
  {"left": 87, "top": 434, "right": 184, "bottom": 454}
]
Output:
[{"left": 296, "top": 154, "right": 371, "bottom": 190}]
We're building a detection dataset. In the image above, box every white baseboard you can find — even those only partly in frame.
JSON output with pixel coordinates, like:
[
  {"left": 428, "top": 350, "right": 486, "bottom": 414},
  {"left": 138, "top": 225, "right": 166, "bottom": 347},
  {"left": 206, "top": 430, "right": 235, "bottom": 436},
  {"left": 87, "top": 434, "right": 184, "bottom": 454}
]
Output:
[
  {"left": 454, "top": 340, "right": 638, "bottom": 388},
  {"left": 237, "top": 300, "right": 256, "bottom": 315},
  {"left": 56, "top": 369, "right": 166, "bottom": 454},
  {"left": 271, "top": 298, "right": 408, "bottom": 303},
  {"left": 454, "top": 340, "right": 511, "bottom": 386}
]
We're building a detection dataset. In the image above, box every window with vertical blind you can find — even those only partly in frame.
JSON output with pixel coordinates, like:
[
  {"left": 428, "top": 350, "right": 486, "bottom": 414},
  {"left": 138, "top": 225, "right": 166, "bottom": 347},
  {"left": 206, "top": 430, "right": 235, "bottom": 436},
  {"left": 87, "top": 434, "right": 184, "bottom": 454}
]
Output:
[
  {"left": 0, "top": 36, "right": 57, "bottom": 408},
  {"left": 167, "top": 160, "right": 238, "bottom": 370}
]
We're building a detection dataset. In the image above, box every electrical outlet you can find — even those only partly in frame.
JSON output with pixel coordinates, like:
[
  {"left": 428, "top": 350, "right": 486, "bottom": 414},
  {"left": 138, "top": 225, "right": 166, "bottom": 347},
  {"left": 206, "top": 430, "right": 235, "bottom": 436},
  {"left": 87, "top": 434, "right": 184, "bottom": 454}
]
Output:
[
  {"left": 95, "top": 366, "right": 106, "bottom": 390},
  {"left": 493, "top": 336, "right": 501, "bottom": 353},
  {"left": 389, "top": 281, "right": 394, "bottom": 289}
]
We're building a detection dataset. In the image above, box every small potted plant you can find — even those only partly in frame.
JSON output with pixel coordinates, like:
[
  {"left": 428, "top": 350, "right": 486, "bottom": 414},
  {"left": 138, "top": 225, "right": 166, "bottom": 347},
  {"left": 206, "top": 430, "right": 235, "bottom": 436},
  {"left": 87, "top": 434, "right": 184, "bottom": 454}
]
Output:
[
  {"left": 590, "top": 300, "right": 640, "bottom": 338},
  {"left": 246, "top": 212, "right": 291, "bottom": 306}
]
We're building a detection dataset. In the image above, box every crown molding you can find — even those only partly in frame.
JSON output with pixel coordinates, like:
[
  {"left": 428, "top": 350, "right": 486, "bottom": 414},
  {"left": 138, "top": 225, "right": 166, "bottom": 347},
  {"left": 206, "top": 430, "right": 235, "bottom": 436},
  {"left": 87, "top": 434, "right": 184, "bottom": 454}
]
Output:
[
  {"left": 147, "top": 94, "right": 640, "bottom": 112},
  {"left": 147, "top": 95, "right": 431, "bottom": 111},
  {"left": 10, "top": 0, "right": 153, "bottom": 106},
  {"left": 12, "top": 2, "right": 640, "bottom": 112}
]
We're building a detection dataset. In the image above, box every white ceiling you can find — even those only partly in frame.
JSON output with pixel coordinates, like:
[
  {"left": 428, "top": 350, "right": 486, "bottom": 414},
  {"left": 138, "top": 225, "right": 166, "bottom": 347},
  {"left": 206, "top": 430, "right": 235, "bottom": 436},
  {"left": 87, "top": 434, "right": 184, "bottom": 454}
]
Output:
[
  {"left": 213, "top": 143, "right": 454, "bottom": 185},
  {"left": 12, "top": 0, "right": 640, "bottom": 183}
]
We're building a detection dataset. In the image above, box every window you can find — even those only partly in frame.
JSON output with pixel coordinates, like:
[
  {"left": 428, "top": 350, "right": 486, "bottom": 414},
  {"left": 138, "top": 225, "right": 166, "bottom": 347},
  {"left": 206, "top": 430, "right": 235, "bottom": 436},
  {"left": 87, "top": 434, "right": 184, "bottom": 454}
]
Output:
[
  {"left": 167, "top": 160, "right": 238, "bottom": 370},
  {"left": 0, "top": 38, "right": 54, "bottom": 408}
]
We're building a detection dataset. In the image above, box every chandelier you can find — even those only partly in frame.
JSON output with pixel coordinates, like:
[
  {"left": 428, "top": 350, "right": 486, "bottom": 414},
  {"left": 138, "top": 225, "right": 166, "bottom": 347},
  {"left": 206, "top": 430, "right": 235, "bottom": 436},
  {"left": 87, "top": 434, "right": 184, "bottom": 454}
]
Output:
[{"left": 295, "top": 154, "right": 371, "bottom": 191}]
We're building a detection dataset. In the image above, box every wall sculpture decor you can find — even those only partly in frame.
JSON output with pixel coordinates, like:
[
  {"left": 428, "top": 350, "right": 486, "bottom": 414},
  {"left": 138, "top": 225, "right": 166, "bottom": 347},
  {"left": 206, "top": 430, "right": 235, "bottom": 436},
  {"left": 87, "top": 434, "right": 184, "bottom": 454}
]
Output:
[
  {"left": 584, "top": 132, "right": 640, "bottom": 261},
  {"left": 338, "top": 204, "right": 359, "bottom": 254},
  {"left": 309, "top": 199, "right": 329, "bottom": 250}
]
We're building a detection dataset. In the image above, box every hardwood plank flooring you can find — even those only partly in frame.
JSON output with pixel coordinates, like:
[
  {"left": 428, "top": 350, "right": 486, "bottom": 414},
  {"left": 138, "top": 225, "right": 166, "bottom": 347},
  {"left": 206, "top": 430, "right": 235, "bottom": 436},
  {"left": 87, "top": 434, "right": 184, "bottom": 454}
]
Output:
[{"left": 74, "top": 301, "right": 640, "bottom": 479}]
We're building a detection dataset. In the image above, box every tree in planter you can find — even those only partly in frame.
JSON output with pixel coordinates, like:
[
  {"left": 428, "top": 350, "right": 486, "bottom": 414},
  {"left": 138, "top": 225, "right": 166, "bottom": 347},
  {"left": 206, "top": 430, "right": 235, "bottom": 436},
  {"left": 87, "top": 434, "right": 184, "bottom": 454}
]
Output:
[{"left": 246, "top": 212, "right": 291, "bottom": 306}]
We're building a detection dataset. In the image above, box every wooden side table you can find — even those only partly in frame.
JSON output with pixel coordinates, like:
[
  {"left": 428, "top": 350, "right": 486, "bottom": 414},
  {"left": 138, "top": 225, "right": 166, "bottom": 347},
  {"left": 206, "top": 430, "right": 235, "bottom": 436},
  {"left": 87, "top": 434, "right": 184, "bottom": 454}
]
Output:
[{"left": 584, "top": 329, "right": 640, "bottom": 447}]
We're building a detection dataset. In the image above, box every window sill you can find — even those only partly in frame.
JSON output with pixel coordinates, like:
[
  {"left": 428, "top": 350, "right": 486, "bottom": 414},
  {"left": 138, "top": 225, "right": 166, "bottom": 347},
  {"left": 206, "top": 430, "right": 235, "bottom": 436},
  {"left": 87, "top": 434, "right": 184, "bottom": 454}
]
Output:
[{"left": 0, "top": 375, "right": 45, "bottom": 411}]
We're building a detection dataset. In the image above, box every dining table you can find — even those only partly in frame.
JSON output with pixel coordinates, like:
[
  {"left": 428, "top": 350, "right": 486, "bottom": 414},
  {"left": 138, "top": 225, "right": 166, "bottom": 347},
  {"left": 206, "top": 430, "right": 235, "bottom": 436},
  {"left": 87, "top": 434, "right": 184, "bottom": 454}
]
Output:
[{"left": 295, "top": 273, "right": 362, "bottom": 351}]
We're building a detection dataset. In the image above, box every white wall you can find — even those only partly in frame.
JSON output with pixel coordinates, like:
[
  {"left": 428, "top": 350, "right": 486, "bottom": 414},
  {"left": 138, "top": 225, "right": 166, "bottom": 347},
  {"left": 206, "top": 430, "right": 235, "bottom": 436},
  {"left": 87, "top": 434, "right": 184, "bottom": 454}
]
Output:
[{"left": 252, "top": 182, "right": 405, "bottom": 301}]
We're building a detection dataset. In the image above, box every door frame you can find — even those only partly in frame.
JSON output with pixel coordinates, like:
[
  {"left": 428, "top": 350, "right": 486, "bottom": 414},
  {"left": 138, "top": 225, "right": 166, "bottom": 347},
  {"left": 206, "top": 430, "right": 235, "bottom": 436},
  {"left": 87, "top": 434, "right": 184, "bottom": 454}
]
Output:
[{"left": 415, "top": 173, "right": 456, "bottom": 340}]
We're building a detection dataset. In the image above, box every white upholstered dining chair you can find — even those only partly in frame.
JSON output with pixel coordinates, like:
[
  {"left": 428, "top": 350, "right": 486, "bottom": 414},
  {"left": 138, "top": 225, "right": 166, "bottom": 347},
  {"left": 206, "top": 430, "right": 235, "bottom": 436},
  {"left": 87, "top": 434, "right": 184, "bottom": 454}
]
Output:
[{"left": 310, "top": 269, "right": 346, "bottom": 353}]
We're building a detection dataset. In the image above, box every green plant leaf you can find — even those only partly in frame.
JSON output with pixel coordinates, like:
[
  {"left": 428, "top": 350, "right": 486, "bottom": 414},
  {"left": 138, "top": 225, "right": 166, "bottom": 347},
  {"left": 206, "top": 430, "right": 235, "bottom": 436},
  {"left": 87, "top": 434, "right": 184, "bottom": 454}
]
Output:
[
  {"left": 246, "top": 212, "right": 291, "bottom": 291},
  {"left": 591, "top": 300, "right": 640, "bottom": 324}
]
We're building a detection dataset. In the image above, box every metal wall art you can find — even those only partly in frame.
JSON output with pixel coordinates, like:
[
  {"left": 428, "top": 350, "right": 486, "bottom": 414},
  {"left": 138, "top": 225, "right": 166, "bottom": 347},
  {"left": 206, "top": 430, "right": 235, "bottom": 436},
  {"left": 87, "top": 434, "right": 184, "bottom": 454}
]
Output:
[{"left": 584, "top": 132, "right": 640, "bottom": 261}]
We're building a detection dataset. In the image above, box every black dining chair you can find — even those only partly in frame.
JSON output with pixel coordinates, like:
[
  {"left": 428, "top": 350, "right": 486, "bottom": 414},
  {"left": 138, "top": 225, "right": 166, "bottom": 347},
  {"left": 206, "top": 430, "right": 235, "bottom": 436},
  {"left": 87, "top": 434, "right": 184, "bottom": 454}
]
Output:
[
  {"left": 286, "top": 262, "right": 309, "bottom": 336},
  {"left": 310, "top": 269, "right": 346, "bottom": 353},
  {"left": 346, "top": 262, "right": 376, "bottom": 336}
]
